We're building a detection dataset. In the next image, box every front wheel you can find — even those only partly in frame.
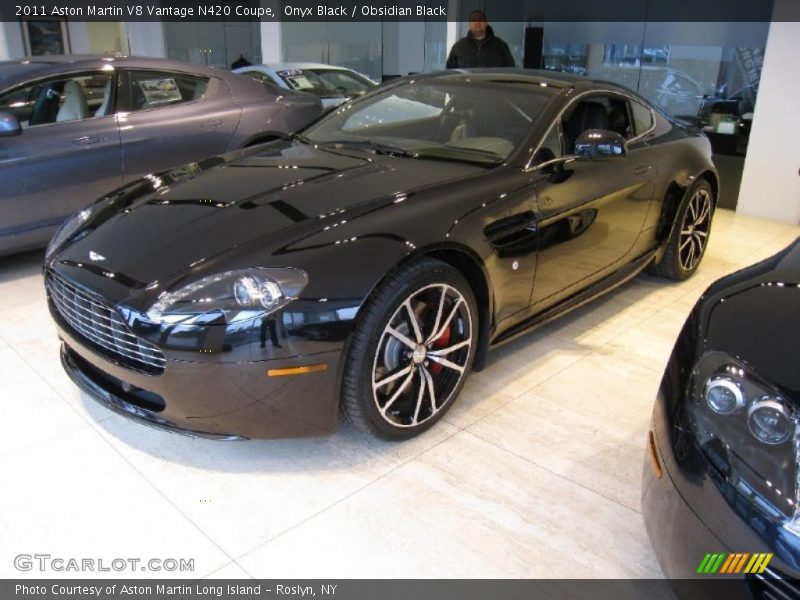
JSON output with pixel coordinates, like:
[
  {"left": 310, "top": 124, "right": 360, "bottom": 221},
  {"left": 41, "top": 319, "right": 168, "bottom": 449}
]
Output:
[
  {"left": 651, "top": 179, "right": 714, "bottom": 281},
  {"left": 341, "top": 258, "right": 477, "bottom": 440}
]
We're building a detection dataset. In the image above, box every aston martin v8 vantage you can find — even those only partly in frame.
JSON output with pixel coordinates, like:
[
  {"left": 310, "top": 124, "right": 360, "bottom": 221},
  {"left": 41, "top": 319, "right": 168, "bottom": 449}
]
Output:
[{"left": 44, "top": 70, "right": 718, "bottom": 440}]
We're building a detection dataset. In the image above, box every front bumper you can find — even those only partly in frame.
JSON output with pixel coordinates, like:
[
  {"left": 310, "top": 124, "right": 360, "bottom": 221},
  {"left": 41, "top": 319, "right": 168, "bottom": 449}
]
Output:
[{"left": 55, "top": 318, "right": 344, "bottom": 440}]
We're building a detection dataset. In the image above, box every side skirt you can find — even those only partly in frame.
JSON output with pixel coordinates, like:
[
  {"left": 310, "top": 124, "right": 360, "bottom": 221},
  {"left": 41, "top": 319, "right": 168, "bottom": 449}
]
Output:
[{"left": 490, "top": 250, "right": 657, "bottom": 349}]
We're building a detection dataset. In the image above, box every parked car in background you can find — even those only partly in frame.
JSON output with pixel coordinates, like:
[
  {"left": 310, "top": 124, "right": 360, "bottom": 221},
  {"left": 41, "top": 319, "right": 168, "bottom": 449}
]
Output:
[
  {"left": 234, "top": 62, "right": 378, "bottom": 108},
  {"left": 643, "top": 238, "right": 800, "bottom": 598},
  {"left": 45, "top": 70, "right": 717, "bottom": 441},
  {"left": 0, "top": 55, "right": 322, "bottom": 256}
]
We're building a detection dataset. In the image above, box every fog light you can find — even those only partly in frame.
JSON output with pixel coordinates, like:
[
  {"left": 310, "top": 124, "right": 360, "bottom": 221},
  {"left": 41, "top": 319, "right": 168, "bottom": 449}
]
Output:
[
  {"left": 704, "top": 377, "right": 744, "bottom": 415},
  {"left": 748, "top": 398, "right": 792, "bottom": 445}
]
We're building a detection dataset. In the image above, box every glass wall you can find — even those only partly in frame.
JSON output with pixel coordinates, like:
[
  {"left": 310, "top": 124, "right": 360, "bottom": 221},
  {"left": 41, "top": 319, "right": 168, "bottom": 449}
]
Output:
[
  {"left": 541, "top": 22, "right": 768, "bottom": 122},
  {"left": 282, "top": 22, "right": 383, "bottom": 81},
  {"left": 163, "top": 21, "right": 261, "bottom": 69}
]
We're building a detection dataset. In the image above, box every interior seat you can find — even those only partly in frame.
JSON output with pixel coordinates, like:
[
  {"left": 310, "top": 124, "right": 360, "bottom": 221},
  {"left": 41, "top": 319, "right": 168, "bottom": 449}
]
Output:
[
  {"left": 609, "top": 104, "right": 632, "bottom": 137},
  {"left": 564, "top": 101, "right": 610, "bottom": 153},
  {"left": 56, "top": 80, "right": 87, "bottom": 122},
  {"left": 94, "top": 79, "right": 112, "bottom": 118}
]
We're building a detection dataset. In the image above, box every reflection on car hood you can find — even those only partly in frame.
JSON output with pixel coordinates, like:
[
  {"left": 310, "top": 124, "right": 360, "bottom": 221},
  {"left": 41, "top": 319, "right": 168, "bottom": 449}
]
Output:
[
  {"left": 55, "top": 140, "right": 484, "bottom": 291},
  {"left": 702, "top": 237, "right": 800, "bottom": 397}
]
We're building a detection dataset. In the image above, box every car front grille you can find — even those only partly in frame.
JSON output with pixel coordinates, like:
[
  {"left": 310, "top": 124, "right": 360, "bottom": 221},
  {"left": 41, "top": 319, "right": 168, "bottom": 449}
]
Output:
[
  {"left": 749, "top": 567, "right": 800, "bottom": 600},
  {"left": 46, "top": 271, "right": 166, "bottom": 375}
]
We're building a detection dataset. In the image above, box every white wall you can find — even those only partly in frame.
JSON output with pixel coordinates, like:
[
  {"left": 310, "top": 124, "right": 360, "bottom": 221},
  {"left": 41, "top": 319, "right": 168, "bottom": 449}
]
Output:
[
  {"left": 125, "top": 22, "right": 165, "bottom": 57},
  {"left": 737, "top": 18, "right": 800, "bottom": 224},
  {"left": 382, "top": 22, "right": 425, "bottom": 76},
  {"left": 0, "top": 21, "right": 25, "bottom": 59},
  {"left": 260, "top": 21, "right": 281, "bottom": 63},
  {"left": 67, "top": 22, "right": 91, "bottom": 54}
]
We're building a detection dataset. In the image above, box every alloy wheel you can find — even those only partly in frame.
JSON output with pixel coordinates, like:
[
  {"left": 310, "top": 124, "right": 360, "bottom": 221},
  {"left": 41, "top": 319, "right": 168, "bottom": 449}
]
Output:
[
  {"left": 371, "top": 283, "right": 472, "bottom": 428},
  {"left": 679, "top": 188, "right": 712, "bottom": 271}
]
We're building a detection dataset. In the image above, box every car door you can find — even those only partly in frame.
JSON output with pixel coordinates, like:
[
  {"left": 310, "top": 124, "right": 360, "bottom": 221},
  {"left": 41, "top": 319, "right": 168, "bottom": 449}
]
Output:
[
  {"left": 0, "top": 71, "right": 122, "bottom": 246},
  {"left": 527, "top": 93, "right": 657, "bottom": 308},
  {"left": 116, "top": 69, "right": 241, "bottom": 183}
]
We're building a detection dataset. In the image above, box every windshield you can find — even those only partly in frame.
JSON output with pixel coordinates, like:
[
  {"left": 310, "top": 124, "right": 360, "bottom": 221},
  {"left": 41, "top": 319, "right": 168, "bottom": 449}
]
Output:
[
  {"left": 303, "top": 79, "right": 552, "bottom": 164},
  {"left": 277, "top": 68, "right": 374, "bottom": 98}
]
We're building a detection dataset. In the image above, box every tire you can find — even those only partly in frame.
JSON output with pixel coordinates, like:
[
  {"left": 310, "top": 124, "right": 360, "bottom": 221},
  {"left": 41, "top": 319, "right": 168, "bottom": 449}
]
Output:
[
  {"left": 341, "top": 258, "right": 478, "bottom": 440},
  {"left": 650, "top": 178, "right": 714, "bottom": 281}
]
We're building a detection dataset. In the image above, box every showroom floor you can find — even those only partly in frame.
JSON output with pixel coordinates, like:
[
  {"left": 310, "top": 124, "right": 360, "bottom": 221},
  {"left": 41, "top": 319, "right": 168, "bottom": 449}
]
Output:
[{"left": 1, "top": 208, "right": 798, "bottom": 580}]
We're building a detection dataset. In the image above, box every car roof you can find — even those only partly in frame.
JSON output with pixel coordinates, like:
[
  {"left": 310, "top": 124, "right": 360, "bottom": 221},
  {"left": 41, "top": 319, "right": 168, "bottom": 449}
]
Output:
[
  {"left": 0, "top": 55, "right": 232, "bottom": 89},
  {"left": 266, "top": 62, "right": 357, "bottom": 72},
  {"left": 393, "top": 68, "right": 646, "bottom": 97}
]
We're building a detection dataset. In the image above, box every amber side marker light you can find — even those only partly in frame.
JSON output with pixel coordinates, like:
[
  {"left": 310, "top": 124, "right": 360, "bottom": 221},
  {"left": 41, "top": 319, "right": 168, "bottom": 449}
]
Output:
[
  {"left": 267, "top": 363, "right": 328, "bottom": 377},
  {"left": 648, "top": 430, "right": 663, "bottom": 479}
]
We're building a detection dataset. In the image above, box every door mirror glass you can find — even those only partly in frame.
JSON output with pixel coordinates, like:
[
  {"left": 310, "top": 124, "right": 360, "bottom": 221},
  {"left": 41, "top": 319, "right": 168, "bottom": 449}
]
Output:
[
  {"left": 0, "top": 111, "right": 21, "bottom": 136},
  {"left": 574, "top": 129, "right": 627, "bottom": 161}
]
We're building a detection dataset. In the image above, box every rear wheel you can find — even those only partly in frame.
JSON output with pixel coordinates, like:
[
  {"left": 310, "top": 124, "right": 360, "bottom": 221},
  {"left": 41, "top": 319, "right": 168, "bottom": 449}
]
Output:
[
  {"left": 651, "top": 179, "right": 714, "bottom": 280},
  {"left": 341, "top": 258, "right": 477, "bottom": 439}
]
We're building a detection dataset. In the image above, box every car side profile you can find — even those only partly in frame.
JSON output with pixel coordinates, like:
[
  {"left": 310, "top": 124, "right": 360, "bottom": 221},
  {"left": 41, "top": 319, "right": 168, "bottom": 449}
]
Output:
[
  {"left": 0, "top": 55, "right": 322, "bottom": 256},
  {"left": 44, "top": 69, "right": 718, "bottom": 440}
]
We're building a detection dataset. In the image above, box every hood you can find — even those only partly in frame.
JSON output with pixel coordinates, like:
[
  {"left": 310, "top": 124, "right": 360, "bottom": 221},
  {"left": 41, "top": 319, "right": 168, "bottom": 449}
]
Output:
[
  {"left": 702, "top": 237, "right": 800, "bottom": 397},
  {"left": 52, "top": 140, "right": 485, "bottom": 298}
]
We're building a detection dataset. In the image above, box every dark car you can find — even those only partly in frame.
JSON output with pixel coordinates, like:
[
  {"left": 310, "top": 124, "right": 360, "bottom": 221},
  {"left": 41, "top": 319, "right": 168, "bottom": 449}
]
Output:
[
  {"left": 643, "top": 238, "right": 800, "bottom": 598},
  {"left": 0, "top": 55, "right": 322, "bottom": 256},
  {"left": 44, "top": 69, "right": 718, "bottom": 440}
]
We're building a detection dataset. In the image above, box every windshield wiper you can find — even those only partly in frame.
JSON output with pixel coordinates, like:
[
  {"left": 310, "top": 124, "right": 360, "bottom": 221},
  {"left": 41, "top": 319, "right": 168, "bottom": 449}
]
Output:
[
  {"left": 319, "top": 140, "right": 418, "bottom": 158},
  {"left": 413, "top": 146, "right": 504, "bottom": 165}
]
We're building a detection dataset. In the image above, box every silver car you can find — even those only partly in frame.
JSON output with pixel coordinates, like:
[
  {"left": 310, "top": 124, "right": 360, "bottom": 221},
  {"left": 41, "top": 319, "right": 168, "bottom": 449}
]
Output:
[
  {"left": 234, "top": 63, "right": 378, "bottom": 108},
  {"left": 0, "top": 55, "right": 322, "bottom": 256}
]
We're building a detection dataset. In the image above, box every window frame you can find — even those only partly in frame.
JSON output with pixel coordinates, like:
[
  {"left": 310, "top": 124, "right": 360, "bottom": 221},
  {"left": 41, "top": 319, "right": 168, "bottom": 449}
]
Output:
[
  {"left": 0, "top": 69, "right": 118, "bottom": 129},
  {"left": 525, "top": 87, "right": 657, "bottom": 172},
  {"left": 117, "top": 69, "right": 214, "bottom": 114}
]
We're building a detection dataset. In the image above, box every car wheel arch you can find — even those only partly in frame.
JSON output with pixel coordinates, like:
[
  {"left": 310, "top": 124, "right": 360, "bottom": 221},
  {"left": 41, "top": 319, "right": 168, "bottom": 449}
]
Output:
[
  {"left": 346, "top": 242, "right": 494, "bottom": 374},
  {"left": 656, "top": 170, "right": 718, "bottom": 248}
]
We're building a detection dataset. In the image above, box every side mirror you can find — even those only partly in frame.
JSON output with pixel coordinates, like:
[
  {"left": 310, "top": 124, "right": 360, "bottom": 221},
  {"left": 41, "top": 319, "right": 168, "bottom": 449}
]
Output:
[
  {"left": 574, "top": 129, "right": 626, "bottom": 161},
  {"left": 0, "top": 111, "right": 21, "bottom": 137}
]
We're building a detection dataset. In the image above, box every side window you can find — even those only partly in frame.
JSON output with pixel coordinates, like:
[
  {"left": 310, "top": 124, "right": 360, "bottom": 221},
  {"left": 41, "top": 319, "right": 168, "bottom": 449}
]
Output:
[
  {"left": 121, "top": 71, "right": 209, "bottom": 112},
  {"left": 316, "top": 71, "right": 371, "bottom": 95},
  {"left": 631, "top": 100, "right": 654, "bottom": 136},
  {"left": 561, "top": 94, "right": 634, "bottom": 152},
  {"left": 532, "top": 121, "right": 563, "bottom": 165},
  {"left": 243, "top": 71, "right": 272, "bottom": 84},
  {"left": 0, "top": 72, "right": 113, "bottom": 127}
]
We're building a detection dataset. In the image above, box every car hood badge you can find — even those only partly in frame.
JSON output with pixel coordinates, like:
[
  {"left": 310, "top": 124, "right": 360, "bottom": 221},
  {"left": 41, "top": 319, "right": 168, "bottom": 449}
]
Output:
[{"left": 89, "top": 251, "right": 106, "bottom": 262}]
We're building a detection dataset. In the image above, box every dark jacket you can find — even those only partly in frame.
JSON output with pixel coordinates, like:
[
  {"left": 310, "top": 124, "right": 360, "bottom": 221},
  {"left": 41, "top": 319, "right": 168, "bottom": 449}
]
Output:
[{"left": 446, "top": 26, "right": 515, "bottom": 69}]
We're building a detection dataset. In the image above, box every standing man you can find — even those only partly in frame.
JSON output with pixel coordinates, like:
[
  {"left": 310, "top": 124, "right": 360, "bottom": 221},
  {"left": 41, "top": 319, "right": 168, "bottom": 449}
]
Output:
[{"left": 446, "top": 10, "right": 516, "bottom": 69}]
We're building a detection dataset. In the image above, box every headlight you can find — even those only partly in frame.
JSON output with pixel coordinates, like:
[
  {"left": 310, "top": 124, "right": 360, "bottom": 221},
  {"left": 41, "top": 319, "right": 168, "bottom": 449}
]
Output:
[
  {"left": 45, "top": 207, "right": 92, "bottom": 261},
  {"left": 688, "top": 351, "right": 797, "bottom": 520},
  {"left": 146, "top": 268, "right": 307, "bottom": 326}
]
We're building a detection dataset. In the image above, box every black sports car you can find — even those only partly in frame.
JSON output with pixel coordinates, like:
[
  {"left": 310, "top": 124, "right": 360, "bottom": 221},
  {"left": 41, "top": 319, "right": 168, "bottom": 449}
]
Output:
[
  {"left": 44, "top": 69, "right": 718, "bottom": 440},
  {"left": 643, "top": 238, "right": 800, "bottom": 598}
]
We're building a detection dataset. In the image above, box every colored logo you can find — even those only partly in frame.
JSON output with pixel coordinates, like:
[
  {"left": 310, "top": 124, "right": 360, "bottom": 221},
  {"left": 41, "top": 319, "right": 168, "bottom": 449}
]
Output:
[{"left": 697, "top": 552, "right": 773, "bottom": 574}]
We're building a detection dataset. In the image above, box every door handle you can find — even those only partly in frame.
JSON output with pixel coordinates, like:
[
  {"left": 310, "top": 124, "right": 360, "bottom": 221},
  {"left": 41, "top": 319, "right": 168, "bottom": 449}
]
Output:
[
  {"left": 633, "top": 165, "right": 652, "bottom": 175},
  {"left": 201, "top": 119, "right": 224, "bottom": 129},
  {"left": 72, "top": 135, "right": 106, "bottom": 146}
]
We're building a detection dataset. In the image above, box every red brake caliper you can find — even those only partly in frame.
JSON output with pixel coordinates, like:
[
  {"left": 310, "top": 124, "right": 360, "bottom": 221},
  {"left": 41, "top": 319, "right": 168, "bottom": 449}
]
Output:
[{"left": 429, "top": 325, "right": 451, "bottom": 375}]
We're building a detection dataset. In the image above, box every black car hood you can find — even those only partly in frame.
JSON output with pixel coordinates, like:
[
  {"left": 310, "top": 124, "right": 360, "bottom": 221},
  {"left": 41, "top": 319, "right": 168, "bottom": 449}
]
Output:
[
  {"left": 53, "top": 140, "right": 485, "bottom": 296},
  {"left": 702, "top": 238, "right": 800, "bottom": 397}
]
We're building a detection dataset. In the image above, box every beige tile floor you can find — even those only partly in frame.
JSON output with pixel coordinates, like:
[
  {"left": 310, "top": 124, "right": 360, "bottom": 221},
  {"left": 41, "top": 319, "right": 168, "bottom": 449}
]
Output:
[{"left": 0, "top": 208, "right": 797, "bottom": 580}]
